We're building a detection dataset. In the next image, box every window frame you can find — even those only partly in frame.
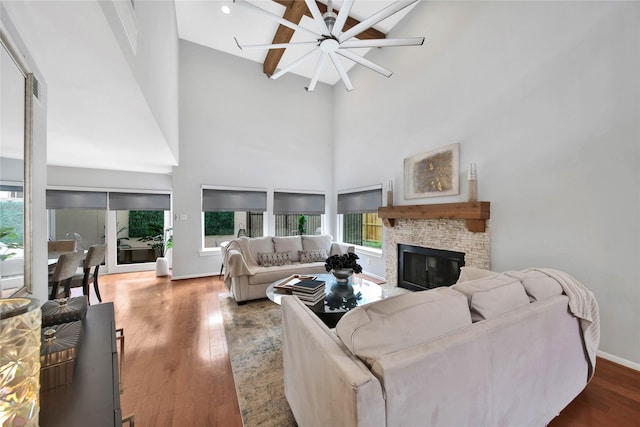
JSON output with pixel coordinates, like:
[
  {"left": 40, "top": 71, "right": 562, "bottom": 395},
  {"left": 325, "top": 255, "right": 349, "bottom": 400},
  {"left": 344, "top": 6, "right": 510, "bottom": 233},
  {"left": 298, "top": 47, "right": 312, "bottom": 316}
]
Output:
[
  {"left": 200, "top": 186, "right": 268, "bottom": 252},
  {"left": 46, "top": 187, "right": 172, "bottom": 274},
  {"left": 337, "top": 185, "right": 383, "bottom": 254},
  {"left": 273, "top": 190, "right": 326, "bottom": 237}
]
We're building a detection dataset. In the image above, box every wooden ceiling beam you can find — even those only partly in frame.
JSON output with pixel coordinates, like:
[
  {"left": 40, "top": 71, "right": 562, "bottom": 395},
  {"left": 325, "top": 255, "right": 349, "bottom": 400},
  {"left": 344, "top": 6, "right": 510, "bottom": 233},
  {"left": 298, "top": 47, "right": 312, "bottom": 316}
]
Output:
[
  {"left": 264, "top": 0, "right": 386, "bottom": 76},
  {"left": 263, "top": 1, "right": 307, "bottom": 76}
]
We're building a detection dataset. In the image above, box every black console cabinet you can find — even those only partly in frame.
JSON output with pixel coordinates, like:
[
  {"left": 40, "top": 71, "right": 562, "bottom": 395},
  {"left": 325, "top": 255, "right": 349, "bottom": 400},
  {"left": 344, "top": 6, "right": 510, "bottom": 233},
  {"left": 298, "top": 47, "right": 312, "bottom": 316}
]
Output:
[{"left": 40, "top": 302, "right": 122, "bottom": 426}]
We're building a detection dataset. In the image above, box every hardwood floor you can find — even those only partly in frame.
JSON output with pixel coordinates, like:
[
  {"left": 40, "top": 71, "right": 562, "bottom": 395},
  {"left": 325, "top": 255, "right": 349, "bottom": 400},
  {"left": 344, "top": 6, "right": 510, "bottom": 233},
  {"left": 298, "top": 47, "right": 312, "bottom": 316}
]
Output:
[
  {"left": 549, "top": 358, "right": 640, "bottom": 427},
  {"left": 95, "top": 272, "right": 242, "bottom": 427},
  {"left": 86, "top": 272, "right": 639, "bottom": 426}
]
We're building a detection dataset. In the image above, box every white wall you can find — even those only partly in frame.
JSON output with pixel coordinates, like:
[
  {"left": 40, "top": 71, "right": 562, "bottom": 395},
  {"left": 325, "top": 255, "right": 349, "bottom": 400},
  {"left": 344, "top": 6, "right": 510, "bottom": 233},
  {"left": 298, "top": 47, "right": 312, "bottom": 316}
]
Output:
[
  {"left": 100, "top": 0, "right": 180, "bottom": 164},
  {"left": 173, "top": 40, "right": 334, "bottom": 279},
  {"left": 1, "top": 4, "right": 49, "bottom": 304},
  {"left": 47, "top": 166, "right": 172, "bottom": 191},
  {"left": 334, "top": 1, "right": 640, "bottom": 364}
]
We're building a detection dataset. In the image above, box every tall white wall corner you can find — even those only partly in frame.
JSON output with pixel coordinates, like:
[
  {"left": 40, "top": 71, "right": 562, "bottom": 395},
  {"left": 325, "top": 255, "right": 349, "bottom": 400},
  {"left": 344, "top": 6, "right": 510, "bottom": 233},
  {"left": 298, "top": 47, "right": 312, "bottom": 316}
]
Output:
[{"left": 113, "top": 0, "right": 138, "bottom": 55}]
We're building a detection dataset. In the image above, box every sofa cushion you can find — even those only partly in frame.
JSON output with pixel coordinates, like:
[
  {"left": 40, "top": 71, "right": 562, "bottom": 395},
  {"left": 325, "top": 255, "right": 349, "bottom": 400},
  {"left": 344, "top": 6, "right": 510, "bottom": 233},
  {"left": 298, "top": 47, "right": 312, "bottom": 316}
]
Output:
[
  {"left": 299, "top": 249, "right": 328, "bottom": 263},
  {"left": 247, "top": 262, "right": 327, "bottom": 285},
  {"left": 457, "top": 266, "right": 499, "bottom": 283},
  {"left": 302, "top": 235, "right": 332, "bottom": 252},
  {"left": 335, "top": 287, "right": 472, "bottom": 366},
  {"left": 505, "top": 270, "right": 564, "bottom": 302},
  {"left": 248, "top": 237, "right": 274, "bottom": 263},
  {"left": 273, "top": 236, "right": 303, "bottom": 262},
  {"left": 452, "top": 274, "right": 530, "bottom": 322}
]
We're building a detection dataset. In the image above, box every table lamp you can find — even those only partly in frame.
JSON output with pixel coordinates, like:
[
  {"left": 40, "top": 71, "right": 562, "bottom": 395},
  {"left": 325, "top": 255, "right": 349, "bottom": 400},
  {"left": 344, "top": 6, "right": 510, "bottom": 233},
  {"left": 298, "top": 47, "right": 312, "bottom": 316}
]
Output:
[{"left": 0, "top": 298, "right": 41, "bottom": 426}]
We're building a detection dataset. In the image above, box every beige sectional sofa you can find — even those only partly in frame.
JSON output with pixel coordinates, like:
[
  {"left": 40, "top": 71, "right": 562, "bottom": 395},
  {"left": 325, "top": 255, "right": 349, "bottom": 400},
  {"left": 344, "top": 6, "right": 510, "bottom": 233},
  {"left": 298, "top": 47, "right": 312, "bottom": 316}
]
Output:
[
  {"left": 282, "top": 268, "right": 599, "bottom": 426},
  {"left": 223, "top": 235, "right": 354, "bottom": 303}
]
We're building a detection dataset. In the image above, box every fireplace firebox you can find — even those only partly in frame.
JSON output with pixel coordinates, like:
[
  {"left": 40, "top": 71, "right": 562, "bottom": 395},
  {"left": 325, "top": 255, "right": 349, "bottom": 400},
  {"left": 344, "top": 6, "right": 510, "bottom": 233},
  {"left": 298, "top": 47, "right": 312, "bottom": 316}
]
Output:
[{"left": 397, "top": 244, "right": 465, "bottom": 291}]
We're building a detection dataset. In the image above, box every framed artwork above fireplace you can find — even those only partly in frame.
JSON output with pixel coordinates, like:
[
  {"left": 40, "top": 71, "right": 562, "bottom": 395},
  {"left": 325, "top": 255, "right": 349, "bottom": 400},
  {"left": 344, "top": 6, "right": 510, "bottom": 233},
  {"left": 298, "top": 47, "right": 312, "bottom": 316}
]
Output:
[{"left": 404, "top": 143, "right": 460, "bottom": 199}]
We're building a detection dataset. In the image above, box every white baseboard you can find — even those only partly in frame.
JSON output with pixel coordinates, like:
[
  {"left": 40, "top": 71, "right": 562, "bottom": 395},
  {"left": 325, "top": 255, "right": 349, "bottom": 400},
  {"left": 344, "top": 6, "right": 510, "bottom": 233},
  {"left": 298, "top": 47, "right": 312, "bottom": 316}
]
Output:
[
  {"left": 597, "top": 350, "right": 640, "bottom": 371},
  {"left": 170, "top": 272, "right": 219, "bottom": 281}
]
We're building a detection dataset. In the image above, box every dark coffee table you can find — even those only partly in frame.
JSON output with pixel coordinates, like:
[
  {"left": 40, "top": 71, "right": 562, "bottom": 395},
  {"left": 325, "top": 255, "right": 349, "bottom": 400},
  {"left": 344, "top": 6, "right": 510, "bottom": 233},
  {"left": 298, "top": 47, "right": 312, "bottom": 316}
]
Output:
[{"left": 267, "top": 273, "right": 384, "bottom": 328}]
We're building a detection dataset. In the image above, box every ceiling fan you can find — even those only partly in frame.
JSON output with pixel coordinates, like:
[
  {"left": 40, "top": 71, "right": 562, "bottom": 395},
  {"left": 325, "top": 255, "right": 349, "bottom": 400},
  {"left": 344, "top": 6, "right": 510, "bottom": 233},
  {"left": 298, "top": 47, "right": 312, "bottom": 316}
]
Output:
[{"left": 233, "top": 0, "right": 425, "bottom": 92}]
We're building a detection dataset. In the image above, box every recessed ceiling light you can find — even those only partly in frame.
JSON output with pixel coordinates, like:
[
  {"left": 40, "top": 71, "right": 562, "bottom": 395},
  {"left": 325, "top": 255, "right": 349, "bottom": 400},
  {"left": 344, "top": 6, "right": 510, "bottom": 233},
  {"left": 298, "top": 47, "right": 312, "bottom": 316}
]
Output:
[{"left": 220, "top": 5, "right": 231, "bottom": 15}]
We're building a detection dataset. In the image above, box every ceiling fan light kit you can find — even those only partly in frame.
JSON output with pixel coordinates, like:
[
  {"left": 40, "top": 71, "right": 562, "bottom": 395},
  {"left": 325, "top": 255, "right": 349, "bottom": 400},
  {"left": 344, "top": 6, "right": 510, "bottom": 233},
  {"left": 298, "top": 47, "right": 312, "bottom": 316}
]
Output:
[{"left": 233, "top": 0, "right": 425, "bottom": 92}]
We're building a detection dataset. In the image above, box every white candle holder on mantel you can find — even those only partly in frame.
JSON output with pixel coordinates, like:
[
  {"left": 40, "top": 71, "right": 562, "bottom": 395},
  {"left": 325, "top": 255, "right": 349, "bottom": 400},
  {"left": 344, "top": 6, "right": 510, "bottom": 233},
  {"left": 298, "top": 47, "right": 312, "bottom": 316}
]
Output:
[{"left": 468, "top": 163, "right": 478, "bottom": 202}]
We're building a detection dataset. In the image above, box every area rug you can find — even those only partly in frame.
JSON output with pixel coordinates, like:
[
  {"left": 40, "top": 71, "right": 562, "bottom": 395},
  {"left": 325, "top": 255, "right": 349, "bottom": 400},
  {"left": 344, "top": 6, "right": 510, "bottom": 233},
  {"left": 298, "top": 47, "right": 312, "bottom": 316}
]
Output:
[{"left": 219, "top": 282, "right": 409, "bottom": 427}]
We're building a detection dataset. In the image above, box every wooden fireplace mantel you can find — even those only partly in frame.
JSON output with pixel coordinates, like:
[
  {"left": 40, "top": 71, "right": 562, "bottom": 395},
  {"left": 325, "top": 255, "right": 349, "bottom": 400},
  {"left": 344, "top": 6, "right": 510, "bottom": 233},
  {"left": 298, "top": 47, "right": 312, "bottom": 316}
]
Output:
[{"left": 378, "top": 201, "right": 491, "bottom": 232}]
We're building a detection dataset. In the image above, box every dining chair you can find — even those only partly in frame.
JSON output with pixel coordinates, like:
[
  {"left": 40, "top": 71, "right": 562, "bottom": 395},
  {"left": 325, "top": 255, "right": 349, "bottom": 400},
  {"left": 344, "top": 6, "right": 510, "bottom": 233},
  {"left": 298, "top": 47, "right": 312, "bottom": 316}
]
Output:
[
  {"left": 67, "top": 244, "right": 107, "bottom": 304},
  {"left": 48, "top": 239, "right": 78, "bottom": 274},
  {"left": 47, "top": 239, "right": 77, "bottom": 254},
  {"left": 48, "top": 251, "right": 84, "bottom": 300}
]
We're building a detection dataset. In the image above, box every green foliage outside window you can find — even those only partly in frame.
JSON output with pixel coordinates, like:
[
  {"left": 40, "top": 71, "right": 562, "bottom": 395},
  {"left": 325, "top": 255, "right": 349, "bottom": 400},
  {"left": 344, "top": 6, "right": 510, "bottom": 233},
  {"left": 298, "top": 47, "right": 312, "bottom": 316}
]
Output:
[
  {"left": 128, "top": 210, "right": 164, "bottom": 237},
  {"left": 205, "top": 212, "right": 234, "bottom": 236},
  {"left": 0, "top": 201, "right": 24, "bottom": 244}
]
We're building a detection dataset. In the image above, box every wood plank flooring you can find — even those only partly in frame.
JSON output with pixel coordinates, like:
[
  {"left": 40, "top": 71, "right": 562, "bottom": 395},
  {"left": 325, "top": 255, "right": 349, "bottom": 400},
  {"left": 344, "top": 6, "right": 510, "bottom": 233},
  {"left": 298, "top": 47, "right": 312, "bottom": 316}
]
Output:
[{"left": 85, "top": 272, "right": 639, "bottom": 426}]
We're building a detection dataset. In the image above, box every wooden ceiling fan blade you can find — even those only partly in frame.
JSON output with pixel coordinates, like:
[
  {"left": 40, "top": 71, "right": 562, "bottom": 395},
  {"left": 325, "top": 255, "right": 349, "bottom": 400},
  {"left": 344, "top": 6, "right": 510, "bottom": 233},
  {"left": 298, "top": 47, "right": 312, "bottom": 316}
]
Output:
[
  {"left": 306, "top": 52, "right": 328, "bottom": 92},
  {"left": 304, "top": 0, "right": 330, "bottom": 35},
  {"left": 341, "top": 37, "right": 425, "bottom": 48},
  {"left": 328, "top": 52, "right": 354, "bottom": 92},
  {"left": 331, "top": 0, "right": 354, "bottom": 37},
  {"left": 234, "top": 38, "right": 319, "bottom": 50},
  {"left": 234, "top": 0, "right": 320, "bottom": 39},
  {"left": 336, "top": 49, "right": 393, "bottom": 77},
  {"left": 271, "top": 48, "right": 319, "bottom": 80},
  {"left": 338, "top": 0, "right": 419, "bottom": 43}
]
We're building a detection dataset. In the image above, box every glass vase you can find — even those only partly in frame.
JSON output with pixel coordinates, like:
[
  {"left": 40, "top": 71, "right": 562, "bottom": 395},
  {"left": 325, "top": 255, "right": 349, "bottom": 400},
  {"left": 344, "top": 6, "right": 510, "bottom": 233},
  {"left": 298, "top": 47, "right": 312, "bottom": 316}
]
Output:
[{"left": 331, "top": 268, "right": 354, "bottom": 284}]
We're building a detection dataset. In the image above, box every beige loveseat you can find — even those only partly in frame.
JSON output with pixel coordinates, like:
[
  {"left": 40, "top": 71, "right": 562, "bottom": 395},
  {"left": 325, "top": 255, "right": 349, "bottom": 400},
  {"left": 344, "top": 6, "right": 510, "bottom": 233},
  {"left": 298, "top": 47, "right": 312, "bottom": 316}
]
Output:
[
  {"left": 282, "top": 268, "right": 600, "bottom": 426},
  {"left": 223, "top": 235, "right": 353, "bottom": 303}
]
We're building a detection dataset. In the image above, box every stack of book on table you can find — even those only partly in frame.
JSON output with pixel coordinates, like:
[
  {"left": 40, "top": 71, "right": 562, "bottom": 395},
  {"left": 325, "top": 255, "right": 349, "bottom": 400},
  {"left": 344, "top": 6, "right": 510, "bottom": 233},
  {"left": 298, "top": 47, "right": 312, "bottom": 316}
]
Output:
[{"left": 291, "top": 279, "right": 326, "bottom": 306}]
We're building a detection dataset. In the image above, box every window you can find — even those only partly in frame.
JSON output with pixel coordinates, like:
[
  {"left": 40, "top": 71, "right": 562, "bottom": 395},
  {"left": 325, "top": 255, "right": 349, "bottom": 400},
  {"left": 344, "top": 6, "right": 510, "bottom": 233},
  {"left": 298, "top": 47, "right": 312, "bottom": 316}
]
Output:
[
  {"left": 273, "top": 191, "right": 325, "bottom": 236},
  {"left": 1, "top": 184, "right": 24, "bottom": 297},
  {"left": 342, "top": 212, "right": 383, "bottom": 249},
  {"left": 338, "top": 188, "right": 383, "bottom": 250},
  {"left": 46, "top": 190, "right": 171, "bottom": 269},
  {"left": 46, "top": 190, "right": 108, "bottom": 251},
  {"left": 109, "top": 192, "right": 171, "bottom": 265},
  {"left": 202, "top": 189, "right": 266, "bottom": 248}
]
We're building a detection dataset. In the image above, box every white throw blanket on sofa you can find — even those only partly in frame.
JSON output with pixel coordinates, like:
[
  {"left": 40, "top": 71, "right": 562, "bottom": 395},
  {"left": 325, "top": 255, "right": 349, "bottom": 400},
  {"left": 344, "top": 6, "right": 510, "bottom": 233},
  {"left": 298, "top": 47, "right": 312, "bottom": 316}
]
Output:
[
  {"left": 223, "top": 238, "right": 255, "bottom": 282},
  {"left": 532, "top": 268, "right": 600, "bottom": 381}
]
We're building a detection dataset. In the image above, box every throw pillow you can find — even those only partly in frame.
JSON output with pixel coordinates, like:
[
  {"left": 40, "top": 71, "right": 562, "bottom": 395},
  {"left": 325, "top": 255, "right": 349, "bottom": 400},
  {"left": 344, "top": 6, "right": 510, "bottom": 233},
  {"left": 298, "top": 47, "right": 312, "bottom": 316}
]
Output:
[
  {"left": 452, "top": 274, "right": 530, "bottom": 322},
  {"left": 298, "top": 249, "right": 328, "bottom": 263},
  {"left": 257, "top": 251, "right": 292, "bottom": 267},
  {"left": 504, "top": 269, "right": 563, "bottom": 302}
]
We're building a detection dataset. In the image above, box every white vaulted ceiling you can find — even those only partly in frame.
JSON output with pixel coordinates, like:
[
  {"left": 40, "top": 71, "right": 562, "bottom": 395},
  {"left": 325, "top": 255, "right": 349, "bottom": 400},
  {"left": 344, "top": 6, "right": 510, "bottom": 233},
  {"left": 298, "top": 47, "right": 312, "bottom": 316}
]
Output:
[
  {"left": 175, "top": 0, "right": 419, "bottom": 86},
  {"left": 3, "top": 1, "right": 419, "bottom": 174},
  {"left": 4, "top": 0, "right": 178, "bottom": 174}
]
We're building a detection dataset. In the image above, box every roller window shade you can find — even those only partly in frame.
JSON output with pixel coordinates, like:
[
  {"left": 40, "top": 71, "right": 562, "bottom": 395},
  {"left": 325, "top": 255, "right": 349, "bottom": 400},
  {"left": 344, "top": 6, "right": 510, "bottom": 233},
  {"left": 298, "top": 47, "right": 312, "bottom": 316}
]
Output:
[
  {"left": 337, "top": 189, "right": 382, "bottom": 214},
  {"left": 0, "top": 184, "right": 23, "bottom": 192},
  {"left": 109, "top": 193, "right": 171, "bottom": 211},
  {"left": 202, "top": 189, "right": 267, "bottom": 212},
  {"left": 46, "top": 190, "right": 107, "bottom": 210},
  {"left": 273, "top": 192, "right": 325, "bottom": 215}
]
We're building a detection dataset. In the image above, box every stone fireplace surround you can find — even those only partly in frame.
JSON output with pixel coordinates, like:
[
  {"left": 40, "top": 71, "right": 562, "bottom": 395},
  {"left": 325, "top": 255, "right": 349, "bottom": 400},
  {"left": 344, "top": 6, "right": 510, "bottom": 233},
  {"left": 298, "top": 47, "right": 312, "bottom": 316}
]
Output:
[{"left": 385, "top": 218, "right": 491, "bottom": 287}]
